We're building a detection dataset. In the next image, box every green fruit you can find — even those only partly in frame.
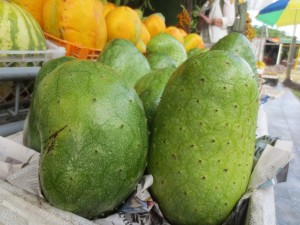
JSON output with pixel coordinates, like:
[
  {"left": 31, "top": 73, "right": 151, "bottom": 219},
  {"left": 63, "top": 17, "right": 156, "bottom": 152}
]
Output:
[
  {"left": 0, "top": 0, "right": 46, "bottom": 51},
  {"left": 148, "top": 50, "right": 259, "bottom": 225},
  {"left": 146, "top": 33, "right": 187, "bottom": 67},
  {"left": 24, "top": 56, "right": 76, "bottom": 152},
  {"left": 97, "top": 38, "right": 151, "bottom": 87},
  {"left": 36, "top": 60, "right": 148, "bottom": 219},
  {"left": 147, "top": 53, "right": 177, "bottom": 70},
  {"left": 134, "top": 66, "right": 176, "bottom": 126},
  {"left": 187, "top": 47, "right": 208, "bottom": 58},
  {"left": 211, "top": 32, "right": 258, "bottom": 81}
]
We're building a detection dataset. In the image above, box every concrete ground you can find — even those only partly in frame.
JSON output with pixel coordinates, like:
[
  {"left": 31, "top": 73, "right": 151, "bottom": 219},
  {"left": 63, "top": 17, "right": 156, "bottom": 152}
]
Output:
[{"left": 262, "top": 67, "right": 300, "bottom": 225}]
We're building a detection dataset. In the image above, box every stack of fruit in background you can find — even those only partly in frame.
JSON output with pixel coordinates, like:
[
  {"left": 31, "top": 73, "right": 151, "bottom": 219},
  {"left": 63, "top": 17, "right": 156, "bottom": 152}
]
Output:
[
  {"left": 1, "top": 0, "right": 262, "bottom": 225},
  {"left": 5, "top": 0, "right": 206, "bottom": 57}
]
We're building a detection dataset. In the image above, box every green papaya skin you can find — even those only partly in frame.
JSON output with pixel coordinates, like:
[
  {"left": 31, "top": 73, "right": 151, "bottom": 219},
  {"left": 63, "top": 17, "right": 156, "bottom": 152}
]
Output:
[
  {"left": 36, "top": 60, "right": 148, "bottom": 219},
  {"left": 148, "top": 50, "right": 259, "bottom": 225},
  {"left": 146, "top": 33, "right": 187, "bottom": 67},
  {"left": 211, "top": 32, "right": 258, "bottom": 82},
  {"left": 24, "top": 56, "right": 76, "bottom": 151},
  {"left": 187, "top": 47, "right": 208, "bottom": 58},
  {"left": 146, "top": 53, "right": 177, "bottom": 70},
  {"left": 134, "top": 66, "right": 176, "bottom": 126},
  {"left": 97, "top": 39, "right": 151, "bottom": 87}
]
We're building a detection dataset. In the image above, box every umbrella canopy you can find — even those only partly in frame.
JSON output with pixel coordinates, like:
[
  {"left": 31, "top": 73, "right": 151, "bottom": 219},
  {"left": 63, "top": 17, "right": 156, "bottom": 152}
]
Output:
[
  {"left": 256, "top": 0, "right": 300, "bottom": 81},
  {"left": 256, "top": 0, "right": 300, "bottom": 27}
]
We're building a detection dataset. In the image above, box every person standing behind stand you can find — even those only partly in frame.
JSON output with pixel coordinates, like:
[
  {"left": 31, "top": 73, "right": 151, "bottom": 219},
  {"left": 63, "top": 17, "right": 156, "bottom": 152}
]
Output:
[{"left": 198, "top": 0, "right": 235, "bottom": 46}]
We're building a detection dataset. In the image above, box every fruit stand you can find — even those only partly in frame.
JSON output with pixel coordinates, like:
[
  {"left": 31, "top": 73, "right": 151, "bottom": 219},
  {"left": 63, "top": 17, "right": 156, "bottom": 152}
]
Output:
[{"left": 0, "top": 0, "right": 294, "bottom": 224}]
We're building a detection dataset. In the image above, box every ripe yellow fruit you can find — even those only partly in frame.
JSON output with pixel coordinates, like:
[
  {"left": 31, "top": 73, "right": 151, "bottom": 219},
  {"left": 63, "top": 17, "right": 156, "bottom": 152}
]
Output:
[
  {"left": 183, "top": 33, "right": 205, "bottom": 52},
  {"left": 103, "top": 2, "right": 116, "bottom": 17},
  {"left": 10, "top": 0, "right": 44, "bottom": 27},
  {"left": 143, "top": 13, "right": 166, "bottom": 38},
  {"left": 178, "top": 28, "right": 188, "bottom": 37},
  {"left": 135, "top": 8, "right": 143, "bottom": 19},
  {"left": 165, "top": 26, "right": 184, "bottom": 45},
  {"left": 135, "top": 39, "right": 147, "bottom": 54},
  {"left": 140, "top": 23, "right": 151, "bottom": 45},
  {"left": 105, "top": 6, "right": 142, "bottom": 44},
  {"left": 43, "top": 0, "right": 107, "bottom": 49}
]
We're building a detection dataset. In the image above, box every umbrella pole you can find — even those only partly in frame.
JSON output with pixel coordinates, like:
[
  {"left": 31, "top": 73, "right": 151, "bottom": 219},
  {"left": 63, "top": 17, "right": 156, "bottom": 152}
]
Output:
[
  {"left": 284, "top": 10, "right": 298, "bottom": 83},
  {"left": 285, "top": 35, "right": 297, "bottom": 82}
]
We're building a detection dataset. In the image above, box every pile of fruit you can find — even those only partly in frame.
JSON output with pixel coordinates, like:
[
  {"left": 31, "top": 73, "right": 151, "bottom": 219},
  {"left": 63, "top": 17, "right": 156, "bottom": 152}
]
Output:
[
  {"left": 4, "top": 0, "right": 205, "bottom": 56},
  {"left": 1, "top": 0, "right": 260, "bottom": 224},
  {"left": 23, "top": 32, "right": 259, "bottom": 225}
]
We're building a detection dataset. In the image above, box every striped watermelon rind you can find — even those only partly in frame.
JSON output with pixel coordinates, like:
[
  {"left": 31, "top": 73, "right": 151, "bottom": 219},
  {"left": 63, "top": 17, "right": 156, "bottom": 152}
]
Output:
[{"left": 0, "top": 0, "right": 46, "bottom": 51}]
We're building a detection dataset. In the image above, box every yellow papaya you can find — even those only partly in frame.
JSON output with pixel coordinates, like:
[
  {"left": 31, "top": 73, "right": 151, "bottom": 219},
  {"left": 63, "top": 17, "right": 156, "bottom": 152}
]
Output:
[{"left": 43, "top": 0, "right": 107, "bottom": 49}]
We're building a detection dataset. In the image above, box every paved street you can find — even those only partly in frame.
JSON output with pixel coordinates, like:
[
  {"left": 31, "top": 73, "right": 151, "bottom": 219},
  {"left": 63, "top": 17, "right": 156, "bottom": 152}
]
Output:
[{"left": 262, "top": 82, "right": 300, "bottom": 225}]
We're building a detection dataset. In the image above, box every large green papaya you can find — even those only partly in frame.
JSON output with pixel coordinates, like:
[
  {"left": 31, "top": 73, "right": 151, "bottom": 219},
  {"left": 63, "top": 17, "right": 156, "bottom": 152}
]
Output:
[
  {"left": 146, "top": 33, "right": 187, "bottom": 67},
  {"left": 36, "top": 60, "right": 148, "bottom": 219},
  {"left": 23, "top": 56, "right": 75, "bottom": 151},
  {"left": 134, "top": 66, "right": 176, "bottom": 126},
  {"left": 148, "top": 50, "right": 259, "bottom": 225},
  {"left": 210, "top": 32, "right": 258, "bottom": 81},
  {"left": 97, "top": 38, "right": 151, "bottom": 87},
  {"left": 146, "top": 53, "right": 177, "bottom": 70}
]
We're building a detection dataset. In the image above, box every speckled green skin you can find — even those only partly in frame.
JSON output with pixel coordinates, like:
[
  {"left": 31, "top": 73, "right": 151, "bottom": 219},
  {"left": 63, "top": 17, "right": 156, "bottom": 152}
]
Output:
[
  {"left": 148, "top": 50, "right": 259, "bottom": 225},
  {"left": 146, "top": 33, "right": 187, "bottom": 67},
  {"left": 211, "top": 32, "right": 258, "bottom": 81},
  {"left": 146, "top": 53, "right": 177, "bottom": 70},
  {"left": 187, "top": 47, "right": 209, "bottom": 58},
  {"left": 36, "top": 61, "right": 148, "bottom": 219},
  {"left": 24, "top": 56, "right": 75, "bottom": 152},
  {"left": 97, "top": 39, "right": 151, "bottom": 87},
  {"left": 134, "top": 66, "right": 176, "bottom": 126}
]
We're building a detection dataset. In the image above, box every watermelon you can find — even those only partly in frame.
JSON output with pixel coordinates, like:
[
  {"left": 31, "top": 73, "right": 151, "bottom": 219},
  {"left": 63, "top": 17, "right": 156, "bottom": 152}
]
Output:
[{"left": 0, "top": 0, "right": 46, "bottom": 50}]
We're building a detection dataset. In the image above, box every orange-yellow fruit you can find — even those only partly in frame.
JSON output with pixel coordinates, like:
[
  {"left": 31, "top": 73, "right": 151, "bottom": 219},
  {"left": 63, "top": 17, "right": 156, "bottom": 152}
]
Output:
[
  {"left": 103, "top": 2, "right": 116, "bottom": 17},
  {"left": 135, "top": 8, "right": 143, "bottom": 19},
  {"left": 143, "top": 13, "right": 166, "bottom": 38},
  {"left": 105, "top": 6, "right": 142, "bottom": 44},
  {"left": 178, "top": 28, "right": 188, "bottom": 37},
  {"left": 165, "top": 26, "right": 184, "bottom": 45},
  {"left": 135, "top": 39, "right": 147, "bottom": 54},
  {"left": 183, "top": 33, "right": 205, "bottom": 52},
  {"left": 43, "top": 0, "right": 107, "bottom": 49},
  {"left": 10, "top": 0, "right": 44, "bottom": 27},
  {"left": 140, "top": 23, "right": 151, "bottom": 45}
]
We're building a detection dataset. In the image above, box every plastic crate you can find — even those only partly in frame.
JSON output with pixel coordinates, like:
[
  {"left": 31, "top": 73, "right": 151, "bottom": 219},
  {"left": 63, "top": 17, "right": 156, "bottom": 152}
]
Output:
[
  {"left": 0, "top": 41, "right": 66, "bottom": 125},
  {"left": 0, "top": 41, "right": 66, "bottom": 67},
  {"left": 44, "top": 32, "right": 102, "bottom": 60}
]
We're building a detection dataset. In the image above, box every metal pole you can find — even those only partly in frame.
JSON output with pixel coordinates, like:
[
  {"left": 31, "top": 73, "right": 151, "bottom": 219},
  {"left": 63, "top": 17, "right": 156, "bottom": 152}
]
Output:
[
  {"left": 285, "top": 9, "right": 298, "bottom": 82},
  {"left": 0, "top": 120, "right": 24, "bottom": 137},
  {"left": 0, "top": 67, "right": 39, "bottom": 81},
  {"left": 285, "top": 36, "right": 297, "bottom": 81},
  {"left": 276, "top": 43, "right": 283, "bottom": 65}
]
